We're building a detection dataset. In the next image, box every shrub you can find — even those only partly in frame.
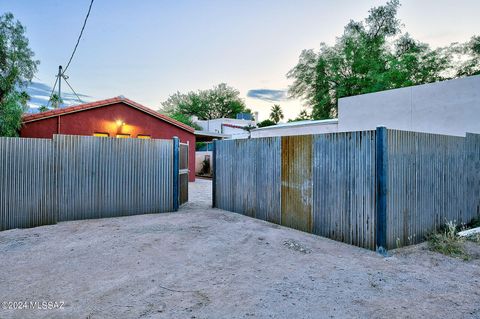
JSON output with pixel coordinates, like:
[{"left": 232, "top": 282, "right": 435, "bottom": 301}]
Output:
[{"left": 427, "top": 221, "right": 469, "bottom": 260}]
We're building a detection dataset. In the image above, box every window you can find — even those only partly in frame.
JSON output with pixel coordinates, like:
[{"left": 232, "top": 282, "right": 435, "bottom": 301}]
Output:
[
  {"left": 93, "top": 132, "right": 109, "bottom": 137},
  {"left": 116, "top": 134, "right": 130, "bottom": 138},
  {"left": 137, "top": 135, "right": 151, "bottom": 139}
]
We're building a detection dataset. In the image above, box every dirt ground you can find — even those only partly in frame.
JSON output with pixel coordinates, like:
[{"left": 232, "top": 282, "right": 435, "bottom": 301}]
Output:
[{"left": 1, "top": 179, "right": 479, "bottom": 319}]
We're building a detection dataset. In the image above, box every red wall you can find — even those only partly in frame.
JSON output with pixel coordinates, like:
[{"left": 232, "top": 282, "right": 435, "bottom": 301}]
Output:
[{"left": 21, "top": 103, "right": 196, "bottom": 181}]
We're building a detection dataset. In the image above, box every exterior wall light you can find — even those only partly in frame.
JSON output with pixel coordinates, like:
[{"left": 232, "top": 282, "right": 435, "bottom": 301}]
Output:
[{"left": 116, "top": 120, "right": 126, "bottom": 127}]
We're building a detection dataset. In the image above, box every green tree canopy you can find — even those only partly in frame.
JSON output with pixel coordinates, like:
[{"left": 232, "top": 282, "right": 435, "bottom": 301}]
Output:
[
  {"left": 287, "top": 0, "right": 478, "bottom": 120},
  {"left": 49, "top": 93, "right": 62, "bottom": 109},
  {"left": 288, "top": 109, "right": 311, "bottom": 122},
  {"left": 257, "top": 119, "right": 276, "bottom": 128},
  {"left": 0, "top": 13, "right": 39, "bottom": 136},
  {"left": 269, "top": 104, "right": 284, "bottom": 124},
  {"left": 160, "top": 83, "right": 247, "bottom": 121}
]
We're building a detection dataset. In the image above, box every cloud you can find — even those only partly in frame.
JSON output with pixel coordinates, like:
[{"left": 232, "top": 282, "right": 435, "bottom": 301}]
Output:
[
  {"left": 25, "top": 81, "right": 92, "bottom": 113},
  {"left": 247, "top": 89, "right": 288, "bottom": 102}
]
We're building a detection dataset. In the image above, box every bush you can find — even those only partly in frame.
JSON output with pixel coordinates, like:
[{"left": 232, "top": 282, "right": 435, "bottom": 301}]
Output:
[
  {"left": 257, "top": 119, "right": 276, "bottom": 128},
  {"left": 427, "top": 221, "right": 469, "bottom": 260}
]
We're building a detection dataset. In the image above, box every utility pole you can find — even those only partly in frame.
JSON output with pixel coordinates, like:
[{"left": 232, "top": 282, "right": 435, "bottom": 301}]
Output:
[{"left": 58, "top": 65, "right": 62, "bottom": 103}]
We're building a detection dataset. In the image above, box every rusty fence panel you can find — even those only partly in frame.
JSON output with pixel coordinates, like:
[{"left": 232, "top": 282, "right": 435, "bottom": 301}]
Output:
[
  {"left": 0, "top": 137, "right": 56, "bottom": 231},
  {"left": 55, "top": 135, "right": 174, "bottom": 221},
  {"left": 281, "top": 135, "right": 313, "bottom": 233}
]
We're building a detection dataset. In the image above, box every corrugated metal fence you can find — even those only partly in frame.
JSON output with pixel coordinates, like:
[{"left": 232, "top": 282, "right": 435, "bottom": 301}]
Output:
[
  {"left": 0, "top": 135, "right": 179, "bottom": 231},
  {"left": 0, "top": 138, "right": 56, "bottom": 230},
  {"left": 56, "top": 135, "right": 173, "bottom": 221},
  {"left": 213, "top": 128, "right": 480, "bottom": 250},
  {"left": 385, "top": 130, "right": 480, "bottom": 248}
]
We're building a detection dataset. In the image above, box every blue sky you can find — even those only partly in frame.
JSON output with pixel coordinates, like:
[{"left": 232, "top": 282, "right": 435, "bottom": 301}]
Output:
[{"left": 2, "top": 0, "right": 479, "bottom": 120}]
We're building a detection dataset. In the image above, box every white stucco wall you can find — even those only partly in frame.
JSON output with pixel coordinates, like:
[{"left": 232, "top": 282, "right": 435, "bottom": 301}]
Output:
[
  {"left": 195, "top": 118, "right": 256, "bottom": 134},
  {"left": 338, "top": 75, "right": 480, "bottom": 136},
  {"left": 250, "top": 120, "right": 339, "bottom": 138}
]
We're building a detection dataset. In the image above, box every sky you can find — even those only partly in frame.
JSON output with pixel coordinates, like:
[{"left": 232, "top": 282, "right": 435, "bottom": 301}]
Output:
[{"left": 2, "top": 0, "right": 480, "bottom": 121}]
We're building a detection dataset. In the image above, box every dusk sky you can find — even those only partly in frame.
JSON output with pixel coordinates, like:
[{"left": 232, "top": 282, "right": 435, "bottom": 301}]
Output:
[{"left": 2, "top": 0, "right": 479, "bottom": 120}]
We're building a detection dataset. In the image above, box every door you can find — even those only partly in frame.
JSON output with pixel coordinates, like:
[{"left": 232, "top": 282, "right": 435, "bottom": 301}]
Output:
[{"left": 179, "top": 142, "right": 189, "bottom": 205}]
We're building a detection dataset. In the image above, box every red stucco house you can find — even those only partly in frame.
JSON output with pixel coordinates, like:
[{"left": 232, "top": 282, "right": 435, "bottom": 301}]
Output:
[{"left": 21, "top": 96, "right": 196, "bottom": 181}]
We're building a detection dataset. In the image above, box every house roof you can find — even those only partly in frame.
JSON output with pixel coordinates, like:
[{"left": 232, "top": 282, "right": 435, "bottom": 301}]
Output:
[
  {"left": 22, "top": 96, "right": 195, "bottom": 133},
  {"left": 252, "top": 119, "right": 339, "bottom": 131},
  {"left": 194, "top": 130, "right": 230, "bottom": 139}
]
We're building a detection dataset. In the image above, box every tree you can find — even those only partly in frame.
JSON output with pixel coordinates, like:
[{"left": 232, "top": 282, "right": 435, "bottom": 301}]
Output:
[
  {"left": 288, "top": 109, "right": 311, "bottom": 122},
  {"left": 0, "top": 13, "right": 39, "bottom": 136},
  {"left": 38, "top": 105, "right": 49, "bottom": 113},
  {"left": 257, "top": 119, "right": 276, "bottom": 128},
  {"left": 452, "top": 35, "right": 480, "bottom": 76},
  {"left": 160, "top": 83, "right": 247, "bottom": 120},
  {"left": 169, "top": 112, "right": 202, "bottom": 130},
  {"left": 287, "top": 0, "right": 476, "bottom": 120},
  {"left": 269, "top": 104, "right": 284, "bottom": 124},
  {"left": 49, "top": 93, "right": 63, "bottom": 109}
]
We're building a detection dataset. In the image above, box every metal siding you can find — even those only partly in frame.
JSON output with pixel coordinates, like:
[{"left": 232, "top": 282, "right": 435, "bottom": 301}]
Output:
[
  {"left": 0, "top": 137, "right": 55, "bottom": 230},
  {"left": 55, "top": 135, "right": 173, "bottom": 221}
]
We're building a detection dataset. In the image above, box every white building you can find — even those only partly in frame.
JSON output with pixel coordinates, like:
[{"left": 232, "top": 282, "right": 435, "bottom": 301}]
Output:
[
  {"left": 195, "top": 118, "right": 256, "bottom": 139},
  {"left": 250, "top": 119, "right": 338, "bottom": 138},
  {"left": 251, "top": 75, "right": 480, "bottom": 138},
  {"left": 337, "top": 75, "right": 480, "bottom": 136}
]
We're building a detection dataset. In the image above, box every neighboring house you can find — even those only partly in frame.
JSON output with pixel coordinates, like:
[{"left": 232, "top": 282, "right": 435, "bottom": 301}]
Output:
[
  {"left": 192, "top": 117, "right": 255, "bottom": 177},
  {"left": 21, "top": 96, "right": 196, "bottom": 181},
  {"left": 251, "top": 75, "right": 480, "bottom": 138},
  {"left": 251, "top": 119, "right": 339, "bottom": 138},
  {"left": 194, "top": 118, "right": 256, "bottom": 139}
]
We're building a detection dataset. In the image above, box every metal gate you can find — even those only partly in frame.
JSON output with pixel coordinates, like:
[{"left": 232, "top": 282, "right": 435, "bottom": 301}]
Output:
[{"left": 179, "top": 142, "right": 189, "bottom": 205}]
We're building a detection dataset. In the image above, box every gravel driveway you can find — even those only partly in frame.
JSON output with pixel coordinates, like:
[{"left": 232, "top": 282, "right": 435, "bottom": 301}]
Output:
[{"left": 0, "top": 179, "right": 479, "bottom": 319}]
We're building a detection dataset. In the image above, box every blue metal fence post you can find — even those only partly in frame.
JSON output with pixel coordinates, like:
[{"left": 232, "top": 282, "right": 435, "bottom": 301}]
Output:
[
  {"left": 376, "top": 126, "right": 388, "bottom": 253},
  {"left": 212, "top": 139, "right": 217, "bottom": 208},
  {"left": 172, "top": 136, "right": 180, "bottom": 211}
]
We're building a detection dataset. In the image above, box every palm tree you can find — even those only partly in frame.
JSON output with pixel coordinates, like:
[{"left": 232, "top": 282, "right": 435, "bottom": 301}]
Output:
[
  {"left": 269, "top": 104, "right": 284, "bottom": 124},
  {"left": 38, "top": 105, "right": 49, "bottom": 112},
  {"left": 49, "top": 93, "right": 63, "bottom": 109}
]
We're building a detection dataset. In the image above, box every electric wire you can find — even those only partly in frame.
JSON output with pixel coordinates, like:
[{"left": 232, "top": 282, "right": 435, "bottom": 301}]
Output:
[
  {"left": 62, "top": 76, "right": 84, "bottom": 103},
  {"left": 62, "top": 0, "right": 94, "bottom": 75},
  {"left": 45, "top": 0, "right": 94, "bottom": 108}
]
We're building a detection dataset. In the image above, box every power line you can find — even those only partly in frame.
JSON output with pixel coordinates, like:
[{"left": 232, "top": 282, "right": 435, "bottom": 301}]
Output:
[
  {"left": 46, "top": 75, "right": 58, "bottom": 107},
  {"left": 62, "top": 76, "right": 84, "bottom": 103},
  {"left": 45, "top": 0, "right": 94, "bottom": 108},
  {"left": 62, "top": 0, "right": 94, "bottom": 75}
]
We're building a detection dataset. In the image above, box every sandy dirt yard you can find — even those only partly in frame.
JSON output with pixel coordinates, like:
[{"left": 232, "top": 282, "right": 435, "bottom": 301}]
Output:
[{"left": 1, "top": 179, "right": 479, "bottom": 319}]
